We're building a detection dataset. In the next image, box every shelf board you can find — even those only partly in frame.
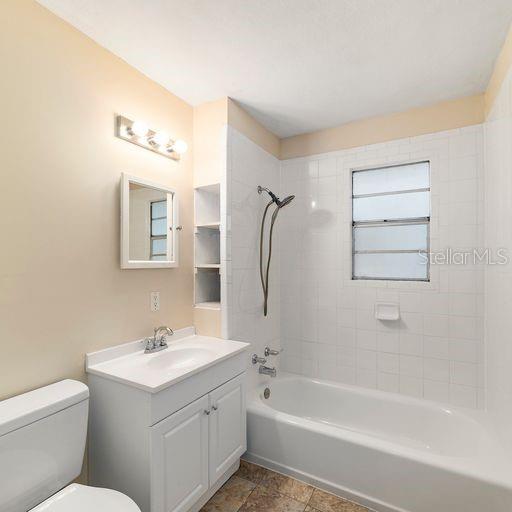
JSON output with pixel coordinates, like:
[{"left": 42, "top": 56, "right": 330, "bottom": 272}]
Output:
[
  {"left": 195, "top": 264, "right": 220, "bottom": 269},
  {"left": 195, "top": 222, "right": 220, "bottom": 229},
  {"left": 194, "top": 301, "right": 221, "bottom": 311},
  {"left": 194, "top": 183, "right": 220, "bottom": 194}
]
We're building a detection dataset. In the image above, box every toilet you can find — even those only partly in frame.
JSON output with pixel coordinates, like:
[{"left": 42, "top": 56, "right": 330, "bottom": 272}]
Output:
[{"left": 0, "top": 380, "right": 141, "bottom": 512}]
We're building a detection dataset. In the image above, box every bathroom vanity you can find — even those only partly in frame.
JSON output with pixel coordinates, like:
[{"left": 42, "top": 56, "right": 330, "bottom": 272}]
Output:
[{"left": 86, "top": 327, "right": 249, "bottom": 512}]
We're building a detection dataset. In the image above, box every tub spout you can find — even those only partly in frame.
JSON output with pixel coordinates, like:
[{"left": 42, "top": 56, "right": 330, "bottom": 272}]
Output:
[{"left": 259, "top": 365, "right": 277, "bottom": 377}]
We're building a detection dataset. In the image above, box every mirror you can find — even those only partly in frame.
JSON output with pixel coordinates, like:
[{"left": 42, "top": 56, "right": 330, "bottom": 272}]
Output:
[{"left": 121, "top": 173, "right": 179, "bottom": 269}]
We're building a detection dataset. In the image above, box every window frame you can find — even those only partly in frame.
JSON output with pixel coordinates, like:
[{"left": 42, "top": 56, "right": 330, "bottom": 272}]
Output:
[{"left": 351, "top": 160, "right": 430, "bottom": 282}]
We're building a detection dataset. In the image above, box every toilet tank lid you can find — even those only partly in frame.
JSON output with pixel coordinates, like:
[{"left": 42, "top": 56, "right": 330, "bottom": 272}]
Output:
[{"left": 0, "top": 380, "right": 89, "bottom": 437}]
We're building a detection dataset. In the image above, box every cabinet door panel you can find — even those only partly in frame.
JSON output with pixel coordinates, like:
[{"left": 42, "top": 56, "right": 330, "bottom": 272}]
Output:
[
  {"left": 151, "top": 395, "right": 209, "bottom": 512},
  {"left": 208, "top": 374, "right": 246, "bottom": 485}
]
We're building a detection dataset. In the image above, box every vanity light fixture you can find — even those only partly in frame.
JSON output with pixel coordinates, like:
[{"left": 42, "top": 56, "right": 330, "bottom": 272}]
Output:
[
  {"left": 171, "top": 139, "right": 188, "bottom": 154},
  {"left": 129, "top": 120, "right": 149, "bottom": 138},
  {"left": 150, "top": 130, "right": 170, "bottom": 147},
  {"left": 116, "top": 115, "right": 188, "bottom": 161}
]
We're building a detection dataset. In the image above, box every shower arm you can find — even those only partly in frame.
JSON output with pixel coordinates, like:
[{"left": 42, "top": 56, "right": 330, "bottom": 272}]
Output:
[{"left": 258, "top": 185, "right": 280, "bottom": 205}]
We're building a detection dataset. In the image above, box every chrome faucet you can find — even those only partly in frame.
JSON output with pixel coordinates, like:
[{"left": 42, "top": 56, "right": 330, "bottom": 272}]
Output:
[
  {"left": 252, "top": 351, "right": 277, "bottom": 377},
  {"left": 144, "top": 326, "right": 174, "bottom": 354},
  {"left": 252, "top": 354, "right": 267, "bottom": 365},
  {"left": 259, "top": 365, "right": 277, "bottom": 377}
]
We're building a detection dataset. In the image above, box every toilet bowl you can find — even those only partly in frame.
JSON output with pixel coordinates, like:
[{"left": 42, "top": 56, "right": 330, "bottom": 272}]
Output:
[
  {"left": 0, "top": 380, "right": 141, "bottom": 512},
  {"left": 29, "top": 484, "right": 140, "bottom": 511}
]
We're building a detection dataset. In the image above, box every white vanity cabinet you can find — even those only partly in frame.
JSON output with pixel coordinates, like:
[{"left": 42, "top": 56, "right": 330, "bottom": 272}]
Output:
[
  {"left": 86, "top": 331, "right": 249, "bottom": 512},
  {"left": 151, "top": 375, "right": 246, "bottom": 512},
  {"left": 208, "top": 376, "right": 246, "bottom": 483},
  {"left": 151, "top": 395, "right": 209, "bottom": 512}
]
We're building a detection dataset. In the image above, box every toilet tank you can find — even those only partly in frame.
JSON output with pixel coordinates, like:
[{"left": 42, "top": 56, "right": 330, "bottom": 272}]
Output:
[{"left": 0, "top": 380, "right": 89, "bottom": 512}]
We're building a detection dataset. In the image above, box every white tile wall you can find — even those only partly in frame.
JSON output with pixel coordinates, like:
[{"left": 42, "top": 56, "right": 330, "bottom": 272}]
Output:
[
  {"left": 279, "top": 125, "right": 485, "bottom": 408},
  {"left": 225, "top": 127, "right": 281, "bottom": 390},
  {"left": 484, "top": 64, "right": 512, "bottom": 448}
]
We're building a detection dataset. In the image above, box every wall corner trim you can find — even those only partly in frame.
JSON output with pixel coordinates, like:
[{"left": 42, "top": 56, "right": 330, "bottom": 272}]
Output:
[
  {"left": 227, "top": 98, "right": 280, "bottom": 158},
  {"left": 280, "top": 94, "right": 485, "bottom": 160},
  {"left": 485, "top": 23, "right": 512, "bottom": 118}
]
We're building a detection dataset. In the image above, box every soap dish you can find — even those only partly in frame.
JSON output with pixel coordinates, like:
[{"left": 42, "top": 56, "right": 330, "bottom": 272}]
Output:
[{"left": 375, "top": 302, "right": 400, "bottom": 321}]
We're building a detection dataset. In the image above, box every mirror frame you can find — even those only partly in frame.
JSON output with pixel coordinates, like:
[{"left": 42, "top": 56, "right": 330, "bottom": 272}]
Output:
[{"left": 120, "top": 173, "right": 179, "bottom": 269}]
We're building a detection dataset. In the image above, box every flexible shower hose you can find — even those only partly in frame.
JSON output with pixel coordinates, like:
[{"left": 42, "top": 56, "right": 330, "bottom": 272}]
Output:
[{"left": 259, "top": 200, "right": 281, "bottom": 316}]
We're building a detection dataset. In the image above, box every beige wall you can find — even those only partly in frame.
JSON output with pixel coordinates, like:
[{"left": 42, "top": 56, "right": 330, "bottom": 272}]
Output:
[
  {"left": 193, "top": 98, "right": 228, "bottom": 188},
  {"left": 0, "top": 0, "right": 194, "bottom": 401},
  {"left": 485, "top": 23, "right": 512, "bottom": 117},
  {"left": 280, "top": 94, "right": 485, "bottom": 159},
  {"left": 194, "top": 308, "right": 221, "bottom": 338},
  {"left": 192, "top": 97, "right": 280, "bottom": 186},
  {"left": 227, "top": 99, "right": 280, "bottom": 158}
]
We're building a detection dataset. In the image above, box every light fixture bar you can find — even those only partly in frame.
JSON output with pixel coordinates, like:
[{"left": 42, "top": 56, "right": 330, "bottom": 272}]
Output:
[{"left": 115, "top": 115, "right": 187, "bottom": 161}]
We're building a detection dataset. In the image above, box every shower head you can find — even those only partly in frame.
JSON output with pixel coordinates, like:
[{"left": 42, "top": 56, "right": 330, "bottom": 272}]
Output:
[
  {"left": 258, "top": 185, "right": 295, "bottom": 208},
  {"left": 278, "top": 195, "right": 295, "bottom": 208}
]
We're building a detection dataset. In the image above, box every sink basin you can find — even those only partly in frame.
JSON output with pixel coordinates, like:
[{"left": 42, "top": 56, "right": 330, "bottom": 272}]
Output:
[
  {"left": 85, "top": 330, "right": 249, "bottom": 393},
  {"left": 146, "top": 346, "right": 218, "bottom": 371}
]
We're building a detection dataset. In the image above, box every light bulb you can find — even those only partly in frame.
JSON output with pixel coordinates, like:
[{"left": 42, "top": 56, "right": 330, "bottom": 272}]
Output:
[
  {"left": 152, "top": 131, "right": 170, "bottom": 147},
  {"left": 130, "top": 120, "right": 149, "bottom": 138},
  {"left": 171, "top": 139, "right": 188, "bottom": 154}
]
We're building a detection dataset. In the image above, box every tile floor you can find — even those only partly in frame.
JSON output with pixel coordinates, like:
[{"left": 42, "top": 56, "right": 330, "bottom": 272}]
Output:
[{"left": 201, "top": 460, "right": 371, "bottom": 512}]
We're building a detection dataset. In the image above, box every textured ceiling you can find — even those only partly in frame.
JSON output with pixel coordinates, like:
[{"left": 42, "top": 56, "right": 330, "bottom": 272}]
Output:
[{"left": 38, "top": 0, "right": 512, "bottom": 137}]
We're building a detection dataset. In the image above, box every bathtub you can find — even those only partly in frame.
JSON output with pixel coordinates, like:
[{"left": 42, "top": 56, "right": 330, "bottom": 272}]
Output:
[{"left": 246, "top": 373, "right": 512, "bottom": 512}]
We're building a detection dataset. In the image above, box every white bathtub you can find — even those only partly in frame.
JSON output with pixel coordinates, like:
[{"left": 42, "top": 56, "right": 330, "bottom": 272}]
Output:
[{"left": 246, "top": 373, "right": 512, "bottom": 512}]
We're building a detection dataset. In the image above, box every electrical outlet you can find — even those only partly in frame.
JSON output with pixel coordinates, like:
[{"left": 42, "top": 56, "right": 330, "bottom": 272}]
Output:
[{"left": 150, "top": 291, "right": 160, "bottom": 312}]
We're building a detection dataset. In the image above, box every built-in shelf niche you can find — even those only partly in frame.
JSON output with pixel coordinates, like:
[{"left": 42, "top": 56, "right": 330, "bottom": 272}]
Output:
[
  {"left": 194, "top": 183, "right": 221, "bottom": 312},
  {"left": 195, "top": 184, "right": 220, "bottom": 226},
  {"left": 195, "top": 268, "right": 220, "bottom": 310},
  {"left": 195, "top": 226, "right": 220, "bottom": 266}
]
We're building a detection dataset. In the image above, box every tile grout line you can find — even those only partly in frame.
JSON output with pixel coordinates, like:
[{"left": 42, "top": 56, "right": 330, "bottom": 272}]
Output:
[
  {"left": 236, "top": 482, "right": 257, "bottom": 512},
  {"left": 240, "top": 473, "right": 310, "bottom": 511},
  {"left": 231, "top": 461, "right": 372, "bottom": 512},
  {"left": 306, "top": 488, "right": 320, "bottom": 512}
]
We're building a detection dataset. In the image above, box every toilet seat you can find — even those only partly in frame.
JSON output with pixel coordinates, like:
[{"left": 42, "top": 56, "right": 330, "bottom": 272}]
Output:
[{"left": 29, "top": 483, "right": 141, "bottom": 511}]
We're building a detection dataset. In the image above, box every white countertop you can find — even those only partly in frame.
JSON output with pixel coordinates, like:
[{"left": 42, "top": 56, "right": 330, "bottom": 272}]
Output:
[{"left": 86, "top": 327, "right": 249, "bottom": 393}]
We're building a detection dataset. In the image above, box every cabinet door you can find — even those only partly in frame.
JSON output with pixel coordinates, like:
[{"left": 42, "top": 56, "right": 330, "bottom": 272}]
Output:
[
  {"left": 208, "top": 373, "right": 246, "bottom": 485},
  {"left": 151, "top": 395, "right": 209, "bottom": 512}
]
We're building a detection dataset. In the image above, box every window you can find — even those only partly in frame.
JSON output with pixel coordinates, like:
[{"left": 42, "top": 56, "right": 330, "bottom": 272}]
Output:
[
  {"left": 150, "top": 200, "right": 167, "bottom": 261},
  {"left": 352, "top": 161, "right": 430, "bottom": 281}
]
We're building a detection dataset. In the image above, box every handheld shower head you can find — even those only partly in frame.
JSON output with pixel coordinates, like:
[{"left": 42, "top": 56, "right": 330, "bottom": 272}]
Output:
[
  {"left": 278, "top": 195, "right": 295, "bottom": 208},
  {"left": 258, "top": 185, "right": 295, "bottom": 316}
]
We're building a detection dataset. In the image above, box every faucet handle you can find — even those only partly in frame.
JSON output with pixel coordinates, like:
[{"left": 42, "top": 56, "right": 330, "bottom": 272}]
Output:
[
  {"left": 264, "top": 346, "right": 282, "bottom": 357},
  {"left": 143, "top": 337, "right": 156, "bottom": 353},
  {"left": 252, "top": 354, "right": 267, "bottom": 365}
]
